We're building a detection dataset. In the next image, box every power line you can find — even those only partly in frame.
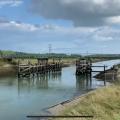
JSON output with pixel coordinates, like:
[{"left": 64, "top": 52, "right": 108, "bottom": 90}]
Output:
[{"left": 48, "top": 44, "right": 52, "bottom": 54}]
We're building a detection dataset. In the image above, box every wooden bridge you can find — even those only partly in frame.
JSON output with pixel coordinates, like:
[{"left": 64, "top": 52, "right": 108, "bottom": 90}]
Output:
[
  {"left": 18, "top": 58, "right": 62, "bottom": 78},
  {"left": 76, "top": 59, "right": 107, "bottom": 75}
]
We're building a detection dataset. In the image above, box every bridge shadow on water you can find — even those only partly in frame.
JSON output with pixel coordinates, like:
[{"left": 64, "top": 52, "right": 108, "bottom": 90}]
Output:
[
  {"left": 17, "top": 70, "right": 96, "bottom": 96},
  {"left": 17, "top": 71, "right": 62, "bottom": 95},
  {"left": 76, "top": 75, "right": 92, "bottom": 91}
]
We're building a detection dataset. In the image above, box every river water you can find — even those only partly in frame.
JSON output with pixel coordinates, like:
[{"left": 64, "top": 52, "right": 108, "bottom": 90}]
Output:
[{"left": 0, "top": 60, "right": 120, "bottom": 120}]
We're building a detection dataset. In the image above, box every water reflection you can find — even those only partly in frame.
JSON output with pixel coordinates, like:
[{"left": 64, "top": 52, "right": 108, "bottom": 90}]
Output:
[
  {"left": 17, "top": 71, "right": 62, "bottom": 94},
  {"left": 18, "top": 78, "right": 31, "bottom": 95},
  {"left": 48, "top": 71, "right": 62, "bottom": 81},
  {"left": 76, "top": 75, "right": 92, "bottom": 91},
  {"left": 0, "top": 76, "right": 17, "bottom": 86},
  {"left": 36, "top": 74, "right": 48, "bottom": 89}
]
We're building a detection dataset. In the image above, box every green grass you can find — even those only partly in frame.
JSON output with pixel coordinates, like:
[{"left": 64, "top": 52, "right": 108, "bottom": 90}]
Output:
[
  {"left": 1, "top": 50, "right": 15, "bottom": 55},
  {"left": 58, "top": 85, "right": 120, "bottom": 120}
]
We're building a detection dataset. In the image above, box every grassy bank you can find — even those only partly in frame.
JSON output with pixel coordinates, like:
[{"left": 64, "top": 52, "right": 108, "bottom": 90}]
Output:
[
  {"left": 57, "top": 84, "right": 120, "bottom": 120},
  {"left": 0, "top": 59, "right": 17, "bottom": 76},
  {"left": 48, "top": 63, "right": 120, "bottom": 120}
]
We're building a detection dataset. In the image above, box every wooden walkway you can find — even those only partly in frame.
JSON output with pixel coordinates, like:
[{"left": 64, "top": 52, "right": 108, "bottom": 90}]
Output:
[
  {"left": 76, "top": 59, "right": 107, "bottom": 75},
  {"left": 18, "top": 57, "right": 62, "bottom": 77},
  {"left": 18, "top": 63, "right": 62, "bottom": 77}
]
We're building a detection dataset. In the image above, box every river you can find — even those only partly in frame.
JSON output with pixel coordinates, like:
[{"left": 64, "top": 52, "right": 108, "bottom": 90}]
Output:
[{"left": 0, "top": 59, "right": 120, "bottom": 120}]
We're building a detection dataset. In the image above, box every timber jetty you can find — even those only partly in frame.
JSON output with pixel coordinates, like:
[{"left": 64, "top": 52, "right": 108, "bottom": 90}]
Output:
[
  {"left": 76, "top": 59, "right": 107, "bottom": 76},
  {"left": 18, "top": 58, "right": 62, "bottom": 78},
  {"left": 76, "top": 59, "right": 92, "bottom": 75}
]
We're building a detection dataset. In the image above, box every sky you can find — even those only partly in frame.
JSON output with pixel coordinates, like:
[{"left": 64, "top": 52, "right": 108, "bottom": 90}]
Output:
[{"left": 0, "top": 0, "right": 120, "bottom": 54}]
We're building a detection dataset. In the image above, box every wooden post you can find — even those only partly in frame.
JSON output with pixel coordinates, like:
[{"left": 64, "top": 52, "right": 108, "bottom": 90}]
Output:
[
  {"left": 112, "top": 70, "right": 115, "bottom": 81},
  {"left": 53, "top": 58, "right": 55, "bottom": 64},
  {"left": 18, "top": 60, "right": 20, "bottom": 78},
  {"left": 58, "top": 58, "right": 61, "bottom": 63},
  {"left": 28, "top": 60, "right": 31, "bottom": 77},
  {"left": 104, "top": 65, "right": 106, "bottom": 86},
  {"left": 36, "top": 64, "right": 38, "bottom": 75},
  {"left": 59, "top": 58, "right": 61, "bottom": 70}
]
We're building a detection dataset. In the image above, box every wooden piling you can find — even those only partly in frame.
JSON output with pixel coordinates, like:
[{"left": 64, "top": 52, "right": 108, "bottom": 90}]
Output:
[
  {"left": 17, "top": 58, "right": 62, "bottom": 78},
  {"left": 104, "top": 65, "right": 106, "bottom": 86}
]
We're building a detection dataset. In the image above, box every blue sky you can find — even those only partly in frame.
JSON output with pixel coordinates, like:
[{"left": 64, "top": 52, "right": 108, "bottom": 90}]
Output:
[{"left": 0, "top": 0, "right": 120, "bottom": 54}]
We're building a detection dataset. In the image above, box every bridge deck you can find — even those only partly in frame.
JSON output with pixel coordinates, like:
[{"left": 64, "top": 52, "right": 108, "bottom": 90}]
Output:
[{"left": 18, "top": 63, "right": 62, "bottom": 78}]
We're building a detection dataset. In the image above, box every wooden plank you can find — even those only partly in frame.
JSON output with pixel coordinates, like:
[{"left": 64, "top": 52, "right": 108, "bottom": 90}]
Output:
[
  {"left": 18, "top": 62, "right": 62, "bottom": 78},
  {"left": 91, "top": 66, "right": 107, "bottom": 67},
  {"left": 92, "top": 71, "right": 104, "bottom": 72},
  {"left": 20, "top": 68, "right": 31, "bottom": 73}
]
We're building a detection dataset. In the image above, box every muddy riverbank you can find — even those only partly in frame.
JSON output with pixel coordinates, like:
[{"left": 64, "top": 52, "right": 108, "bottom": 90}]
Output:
[
  {"left": 0, "top": 64, "right": 17, "bottom": 76},
  {"left": 94, "top": 65, "right": 120, "bottom": 82}
]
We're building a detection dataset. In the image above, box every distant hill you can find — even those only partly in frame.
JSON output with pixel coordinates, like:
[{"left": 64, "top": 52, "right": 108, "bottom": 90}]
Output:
[
  {"left": 88, "top": 54, "right": 120, "bottom": 59},
  {"left": 0, "top": 50, "right": 82, "bottom": 59},
  {"left": 0, "top": 50, "right": 120, "bottom": 59},
  {"left": 0, "top": 50, "right": 15, "bottom": 55}
]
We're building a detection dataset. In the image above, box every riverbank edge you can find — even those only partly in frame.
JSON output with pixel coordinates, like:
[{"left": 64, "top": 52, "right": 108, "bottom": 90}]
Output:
[
  {"left": 47, "top": 84, "right": 120, "bottom": 120},
  {"left": 0, "top": 65, "right": 17, "bottom": 76},
  {"left": 46, "top": 88, "right": 103, "bottom": 115}
]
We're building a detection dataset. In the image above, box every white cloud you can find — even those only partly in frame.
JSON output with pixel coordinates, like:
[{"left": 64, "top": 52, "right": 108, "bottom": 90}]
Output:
[
  {"left": 0, "top": 0, "right": 23, "bottom": 8},
  {"left": 94, "top": 35, "right": 113, "bottom": 42},
  {"left": 106, "top": 16, "right": 120, "bottom": 24},
  {"left": 93, "top": 0, "right": 105, "bottom": 5},
  {"left": 10, "top": 21, "right": 39, "bottom": 31},
  {"left": 0, "top": 20, "right": 118, "bottom": 41},
  {"left": 0, "top": 20, "right": 82, "bottom": 32},
  {"left": 0, "top": 20, "right": 40, "bottom": 31},
  {"left": 0, "top": 19, "right": 120, "bottom": 53}
]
